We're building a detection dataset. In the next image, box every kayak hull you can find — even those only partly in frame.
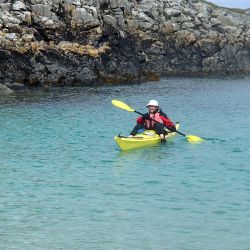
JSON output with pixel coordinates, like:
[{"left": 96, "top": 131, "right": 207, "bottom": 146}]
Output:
[{"left": 115, "top": 123, "right": 179, "bottom": 151}]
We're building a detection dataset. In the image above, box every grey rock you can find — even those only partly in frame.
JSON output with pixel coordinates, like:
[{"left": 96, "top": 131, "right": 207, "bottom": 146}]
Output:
[
  {"left": 72, "top": 7, "right": 94, "bottom": 22},
  {"left": 177, "top": 13, "right": 192, "bottom": 23},
  {"left": 103, "top": 15, "right": 117, "bottom": 27},
  {"left": 5, "top": 33, "right": 18, "bottom": 40},
  {"left": 182, "top": 22, "right": 195, "bottom": 29},
  {"left": 164, "top": 8, "right": 182, "bottom": 18},
  {"left": 235, "top": 50, "right": 250, "bottom": 71},
  {"left": 162, "top": 20, "right": 174, "bottom": 34},
  {"left": 0, "top": 0, "right": 249, "bottom": 87},
  {"left": 12, "top": 1, "right": 26, "bottom": 11},
  {"left": 31, "top": 4, "right": 56, "bottom": 19},
  {"left": 172, "top": 22, "right": 180, "bottom": 31},
  {"left": 138, "top": 21, "right": 153, "bottom": 31},
  {"left": 194, "top": 2, "right": 212, "bottom": 20},
  {"left": 0, "top": 3, "right": 11, "bottom": 12},
  {"left": 0, "top": 83, "right": 14, "bottom": 95},
  {"left": 216, "top": 15, "right": 234, "bottom": 27},
  {"left": 210, "top": 18, "right": 221, "bottom": 25},
  {"left": 22, "top": 33, "right": 35, "bottom": 42},
  {"left": 71, "top": 7, "right": 100, "bottom": 28},
  {"left": 1, "top": 11, "right": 21, "bottom": 25}
]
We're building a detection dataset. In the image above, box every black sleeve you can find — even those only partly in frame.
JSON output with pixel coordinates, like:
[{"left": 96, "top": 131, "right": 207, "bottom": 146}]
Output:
[{"left": 142, "top": 113, "right": 150, "bottom": 120}]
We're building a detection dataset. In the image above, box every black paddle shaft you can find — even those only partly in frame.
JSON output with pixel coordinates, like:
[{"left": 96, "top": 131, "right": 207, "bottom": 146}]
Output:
[{"left": 134, "top": 110, "right": 186, "bottom": 137}]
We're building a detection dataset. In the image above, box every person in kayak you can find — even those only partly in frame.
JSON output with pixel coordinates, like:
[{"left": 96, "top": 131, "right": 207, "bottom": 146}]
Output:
[{"left": 129, "top": 100, "right": 177, "bottom": 143}]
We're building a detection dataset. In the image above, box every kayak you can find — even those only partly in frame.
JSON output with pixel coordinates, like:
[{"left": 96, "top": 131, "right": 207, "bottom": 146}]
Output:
[{"left": 114, "top": 123, "right": 180, "bottom": 151}]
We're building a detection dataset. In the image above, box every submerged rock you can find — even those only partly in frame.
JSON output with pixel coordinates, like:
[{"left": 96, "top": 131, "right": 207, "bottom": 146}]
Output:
[
  {"left": 0, "top": 83, "right": 14, "bottom": 95},
  {"left": 0, "top": 0, "right": 250, "bottom": 87}
]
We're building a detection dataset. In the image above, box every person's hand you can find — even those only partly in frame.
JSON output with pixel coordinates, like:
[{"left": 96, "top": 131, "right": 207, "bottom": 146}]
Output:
[{"left": 170, "top": 126, "right": 177, "bottom": 132}]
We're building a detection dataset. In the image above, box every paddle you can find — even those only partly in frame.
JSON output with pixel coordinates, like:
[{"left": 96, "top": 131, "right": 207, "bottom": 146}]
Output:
[{"left": 111, "top": 100, "right": 204, "bottom": 143}]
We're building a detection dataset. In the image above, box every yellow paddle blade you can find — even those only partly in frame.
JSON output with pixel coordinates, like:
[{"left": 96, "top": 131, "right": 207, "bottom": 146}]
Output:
[
  {"left": 186, "top": 135, "right": 204, "bottom": 143},
  {"left": 112, "top": 100, "right": 135, "bottom": 112}
]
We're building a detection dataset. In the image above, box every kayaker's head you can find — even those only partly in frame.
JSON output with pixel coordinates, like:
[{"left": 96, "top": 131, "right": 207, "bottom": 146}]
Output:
[{"left": 146, "top": 100, "right": 159, "bottom": 114}]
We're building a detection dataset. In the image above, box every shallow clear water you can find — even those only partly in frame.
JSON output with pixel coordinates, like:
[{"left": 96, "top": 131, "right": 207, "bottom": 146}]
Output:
[{"left": 0, "top": 76, "right": 250, "bottom": 250}]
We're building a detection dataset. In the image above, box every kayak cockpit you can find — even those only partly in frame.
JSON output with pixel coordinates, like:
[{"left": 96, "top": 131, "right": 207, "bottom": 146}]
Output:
[{"left": 115, "top": 123, "right": 179, "bottom": 151}]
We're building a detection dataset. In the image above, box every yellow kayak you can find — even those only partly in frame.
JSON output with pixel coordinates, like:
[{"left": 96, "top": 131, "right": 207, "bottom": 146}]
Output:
[{"left": 115, "top": 123, "right": 180, "bottom": 151}]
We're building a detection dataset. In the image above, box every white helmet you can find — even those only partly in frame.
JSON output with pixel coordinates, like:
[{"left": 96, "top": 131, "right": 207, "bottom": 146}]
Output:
[{"left": 146, "top": 100, "right": 159, "bottom": 107}]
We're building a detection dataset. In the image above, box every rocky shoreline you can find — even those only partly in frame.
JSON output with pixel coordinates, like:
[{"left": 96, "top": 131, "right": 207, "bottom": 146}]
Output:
[{"left": 0, "top": 0, "right": 250, "bottom": 90}]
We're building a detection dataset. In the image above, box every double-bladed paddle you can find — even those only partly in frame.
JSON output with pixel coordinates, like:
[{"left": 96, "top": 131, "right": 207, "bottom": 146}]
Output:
[{"left": 111, "top": 100, "right": 204, "bottom": 143}]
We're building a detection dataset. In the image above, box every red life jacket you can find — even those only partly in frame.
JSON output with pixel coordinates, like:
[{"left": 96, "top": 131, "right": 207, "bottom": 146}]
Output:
[{"left": 145, "top": 112, "right": 163, "bottom": 129}]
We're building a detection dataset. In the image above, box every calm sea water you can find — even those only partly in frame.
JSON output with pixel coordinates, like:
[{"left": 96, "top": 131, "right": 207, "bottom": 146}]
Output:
[{"left": 0, "top": 76, "right": 250, "bottom": 250}]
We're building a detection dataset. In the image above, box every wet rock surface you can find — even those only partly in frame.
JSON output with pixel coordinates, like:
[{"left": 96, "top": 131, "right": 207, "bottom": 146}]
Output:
[
  {"left": 0, "top": 0, "right": 250, "bottom": 87},
  {"left": 0, "top": 83, "right": 14, "bottom": 95}
]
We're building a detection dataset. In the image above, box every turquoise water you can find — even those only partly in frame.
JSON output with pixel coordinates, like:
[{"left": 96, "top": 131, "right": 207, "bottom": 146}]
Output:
[{"left": 1, "top": 76, "right": 250, "bottom": 250}]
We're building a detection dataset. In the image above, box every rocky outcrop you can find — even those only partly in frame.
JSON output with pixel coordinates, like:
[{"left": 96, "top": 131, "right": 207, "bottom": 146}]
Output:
[
  {"left": 0, "top": 0, "right": 249, "bottom": 87},
  {"left": 0, "top": 83, "right": 14, "bottom": 95}
]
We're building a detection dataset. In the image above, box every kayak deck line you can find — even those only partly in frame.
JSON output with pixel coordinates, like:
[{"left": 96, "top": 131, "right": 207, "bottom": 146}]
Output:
[{"left": 118, "top": 135, "right": 144, "bottom": 139}]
